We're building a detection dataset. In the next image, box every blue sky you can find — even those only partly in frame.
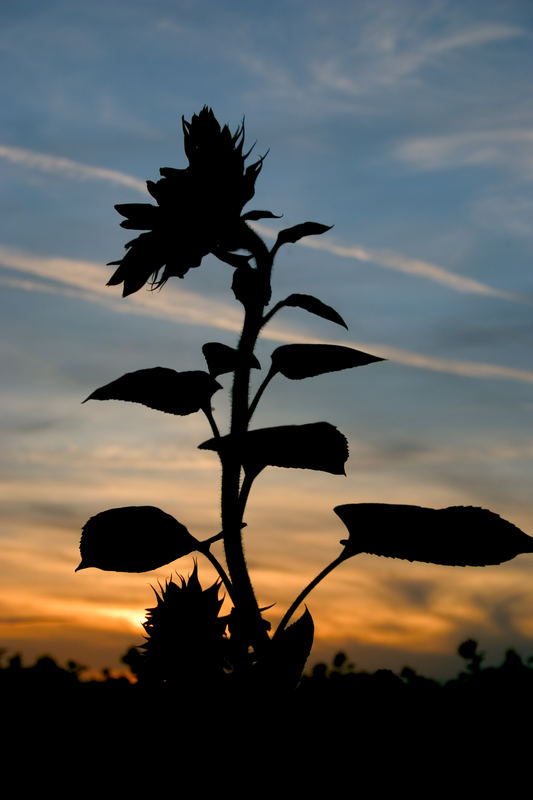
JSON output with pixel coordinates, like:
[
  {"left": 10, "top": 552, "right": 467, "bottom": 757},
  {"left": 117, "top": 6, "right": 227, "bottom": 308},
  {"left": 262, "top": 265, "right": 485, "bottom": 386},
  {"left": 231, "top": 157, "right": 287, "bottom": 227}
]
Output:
[{"left": 2, "top": 0, "right": 533, "bottom": 676}]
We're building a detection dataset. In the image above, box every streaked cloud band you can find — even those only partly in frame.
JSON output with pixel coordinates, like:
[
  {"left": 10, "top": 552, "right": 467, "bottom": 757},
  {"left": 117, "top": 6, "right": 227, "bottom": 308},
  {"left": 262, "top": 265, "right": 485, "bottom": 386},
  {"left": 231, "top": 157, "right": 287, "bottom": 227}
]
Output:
[
  {"left": 0, "top": 144, "right": 148, "bottom": 193},
  {"left": 2, "top": 244, "right": 533, "bottom": 385},
  {"left": 1, "top": 144, "right": 522, "bottom": 302},
  {"left": 252, "top": 223, "right": 523, "bottom": 302}
]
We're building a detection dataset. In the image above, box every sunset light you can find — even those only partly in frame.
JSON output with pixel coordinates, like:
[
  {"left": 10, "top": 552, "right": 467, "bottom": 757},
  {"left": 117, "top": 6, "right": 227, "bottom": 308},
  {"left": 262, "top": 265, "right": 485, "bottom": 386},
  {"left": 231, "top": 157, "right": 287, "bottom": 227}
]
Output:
[{"left": 2, "top": 0, "right": 533, "bottom": 683}]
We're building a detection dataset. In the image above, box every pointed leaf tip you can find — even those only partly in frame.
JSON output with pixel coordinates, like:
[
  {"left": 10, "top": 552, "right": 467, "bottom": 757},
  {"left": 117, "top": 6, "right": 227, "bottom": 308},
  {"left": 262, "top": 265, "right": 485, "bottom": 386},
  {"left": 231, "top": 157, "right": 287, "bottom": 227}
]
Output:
[
  {"left": 334, "top": 503, "right": 533, "bottom": 567},
  {"left": 259, "top": 608, "right": 314, "bottom": 691},
  {"left": 271, "top": 344, "right": 384, "bottom": 380},
  {"left": 84, "top": 368, "right": 221, "bottom": 416},
  {"left": 78, "top": 506, "right": 198, "bottom": 573}
]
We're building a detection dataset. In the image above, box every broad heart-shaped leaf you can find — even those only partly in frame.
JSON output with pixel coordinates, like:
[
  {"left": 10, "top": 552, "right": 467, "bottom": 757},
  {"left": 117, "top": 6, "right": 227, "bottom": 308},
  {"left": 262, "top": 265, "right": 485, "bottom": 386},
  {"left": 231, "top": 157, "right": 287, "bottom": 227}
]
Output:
[
  {"left": 83, "top": 368, "right": 221, "bottom": 415},
  {"left": 76, "top": 506, "right": 198, "bottom": 573},
  {"left": 256, "top": 609, "right": 314, "bottom": 693},
  {"left": 276, "top": 221, "right": 332, "bottom": 246},
  {"left": 199, "top": 422, "right": 349, "bottom": 476},
  {"left": 270, "top": 344, "right": 384, "bottom": 380},
  {"left": 202, "top": 342, "right": 261, "bottom": 377},
  {"left": 281, "top": 293, "right": 348, "bottom": 330},
  {"left": 334, "top": 503, "right": 533, "bottom": 567}
]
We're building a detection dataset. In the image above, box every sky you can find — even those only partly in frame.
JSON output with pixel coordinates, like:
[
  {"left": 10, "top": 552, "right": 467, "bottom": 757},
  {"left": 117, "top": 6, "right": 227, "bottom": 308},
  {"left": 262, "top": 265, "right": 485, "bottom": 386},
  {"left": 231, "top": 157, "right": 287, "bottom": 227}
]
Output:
[{"left": 1, "top": 0, "right": 533, "bottom": 678}]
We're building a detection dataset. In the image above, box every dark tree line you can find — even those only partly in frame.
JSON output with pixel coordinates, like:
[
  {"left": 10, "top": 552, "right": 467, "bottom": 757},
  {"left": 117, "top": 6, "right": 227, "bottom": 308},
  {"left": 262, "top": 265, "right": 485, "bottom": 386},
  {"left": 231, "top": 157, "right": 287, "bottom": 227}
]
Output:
[{"left": 3, "top": 639, "right": 533, "bottom": 702}]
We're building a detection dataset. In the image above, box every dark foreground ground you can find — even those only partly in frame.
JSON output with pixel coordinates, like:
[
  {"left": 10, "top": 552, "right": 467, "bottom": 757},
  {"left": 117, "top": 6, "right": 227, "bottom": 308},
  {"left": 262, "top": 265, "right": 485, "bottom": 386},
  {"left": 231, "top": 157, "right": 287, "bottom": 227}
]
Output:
[{"left": 4, "top": 640, "right": 531, "bottom": 786}]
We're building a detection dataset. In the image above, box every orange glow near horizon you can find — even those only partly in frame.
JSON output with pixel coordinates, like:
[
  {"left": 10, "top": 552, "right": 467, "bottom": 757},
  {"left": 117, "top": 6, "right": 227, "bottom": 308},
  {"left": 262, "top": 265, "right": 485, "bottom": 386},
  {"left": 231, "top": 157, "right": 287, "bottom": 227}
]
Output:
[
  {"left": 4, "top": 503, "right": 533, "bottom": 675},
  {"left": 5, "top": 395, "right": 533, "bottom": 676}
]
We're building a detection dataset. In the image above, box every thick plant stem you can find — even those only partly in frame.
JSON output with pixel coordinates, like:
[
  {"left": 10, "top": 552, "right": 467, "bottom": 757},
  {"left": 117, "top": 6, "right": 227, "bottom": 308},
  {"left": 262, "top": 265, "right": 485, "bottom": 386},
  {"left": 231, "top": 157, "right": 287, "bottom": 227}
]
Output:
[
  {"left": 273, "top": 553, "right": 349, "bottom": 639},
  {"left": 221, "top": 226, "right": 273, "bottom": 659}
]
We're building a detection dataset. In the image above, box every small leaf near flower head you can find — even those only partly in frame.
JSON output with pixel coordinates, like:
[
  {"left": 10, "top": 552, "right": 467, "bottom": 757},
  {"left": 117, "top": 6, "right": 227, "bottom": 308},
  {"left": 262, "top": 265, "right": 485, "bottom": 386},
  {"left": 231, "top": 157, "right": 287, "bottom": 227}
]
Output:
[
  {"left": 114, "top": 203, "right": 160, "bottom": 231},
  {"left": 281, "top": 294, "right": 348, "bottom": 329},
  {"left": 83, "top": 367, "right": 221, "bottom": 416},
  {"left": 232, "top": 265, "right": 271, "bottom": 306},
  {"left": 270, "top": 344, "right": 384, "bottom": 381},
  {"left": 211, "top": 249, "right": 252, "bottom": 269},
  {"left": 241, "top": 210, "right": 282, "bottom": 221},
  {"left": 199, "top": 421, "right": 349, "bottom": 476},
  {"left": 334, "top": 503, "right": 533, "bottom": 567},
  {"left": 202, "top": 342, "right": 261, "bottom": 377},
  {"left": 76, "top": 506, "right": 197, "bottom": 572},
  {"left": 276, "top": 222, "right": 332, "bottom": 246},
  {"left": 107, "top": 232, "right": 166, "bottom": 297}
]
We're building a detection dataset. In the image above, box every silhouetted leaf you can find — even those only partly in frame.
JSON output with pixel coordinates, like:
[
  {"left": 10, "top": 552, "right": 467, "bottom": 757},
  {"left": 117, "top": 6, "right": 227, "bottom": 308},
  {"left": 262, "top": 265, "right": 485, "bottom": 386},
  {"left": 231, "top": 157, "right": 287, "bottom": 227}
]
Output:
[
  {"left": 257, "top": 608, "right": 314, "bottom": 692},
  {"left": 276, "top": 222, "right": 332, "bottom": 246},
  {"left": 76, "top": 506, "right": 198, "bottom": 572},
  {"left": 281, "top": 293, "right": 348, "bottom": 329},
  {"left": 83, "top": 368, "right": 221, "bottom": 415},
  {"left": 271, "top": 344, "right": 384, "bottom": 380},
  {"left": 199, "top": 422, "right": 349, "bottom": 476},
  {"left": 334, "top": 503, "right": 533, "bottom": 567},
  {"left": 212, "top": 250, "right": 252, "bottom": 268},
  {"left": 202, "top": 342, "right": 261, "bottom": 377},
  {"left": 115, "top": 203, "right": 160, "bottom": 230},
  {"left": 241, "top": 210, "right": 282, "bottom": 221}
]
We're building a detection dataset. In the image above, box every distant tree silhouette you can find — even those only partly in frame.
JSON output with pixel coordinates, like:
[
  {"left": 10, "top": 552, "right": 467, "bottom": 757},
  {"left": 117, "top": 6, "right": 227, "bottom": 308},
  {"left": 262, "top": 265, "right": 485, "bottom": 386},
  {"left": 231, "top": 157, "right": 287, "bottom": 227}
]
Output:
[{"left": 74, "top": 107, "right": 533, "bottom": 697}]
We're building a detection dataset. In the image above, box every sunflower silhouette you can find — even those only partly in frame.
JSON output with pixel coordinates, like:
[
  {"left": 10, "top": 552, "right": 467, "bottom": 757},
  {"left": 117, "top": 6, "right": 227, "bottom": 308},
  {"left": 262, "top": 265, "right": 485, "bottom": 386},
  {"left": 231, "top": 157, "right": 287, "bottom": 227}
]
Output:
[{"left": 107, "top": 107, "right": 266, "bottom": 296}]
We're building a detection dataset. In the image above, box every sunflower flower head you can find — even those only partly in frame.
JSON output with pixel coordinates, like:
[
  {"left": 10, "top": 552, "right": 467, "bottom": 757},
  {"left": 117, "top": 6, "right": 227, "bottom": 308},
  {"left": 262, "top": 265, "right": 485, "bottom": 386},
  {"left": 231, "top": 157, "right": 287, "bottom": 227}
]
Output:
[
  {"left": 107, "top": 107, "right": 266, "bottom": 297},
  {"left": 140, "top": 564, "right": 228, "bottom": 689}
]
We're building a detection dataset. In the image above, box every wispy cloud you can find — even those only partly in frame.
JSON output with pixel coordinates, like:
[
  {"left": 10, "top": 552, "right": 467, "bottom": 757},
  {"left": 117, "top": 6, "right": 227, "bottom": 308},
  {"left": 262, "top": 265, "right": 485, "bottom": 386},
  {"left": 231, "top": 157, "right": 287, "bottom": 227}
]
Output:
[
  {"left": 0, "top": 145, "right": 148, "bottom": 193},
  {"left": 362, "top": 341, "right": 533, "bottom": 384},
  {"left": 2, "top": 244, "right": 533, "bottom": 385},
  {"left": 314, "top": 22, "right": 525, "bottom": 96},
  {"left": 3, "top": 144, "right": 523, "bottom": 301},
  {"left": 252, "top": 223, "right": 523, "bottom": 302},
  {"left": 471, "top": 193, "right": 533, "bottom": 239},
  {"left": 0, "top": 245, "right": 243, "bottom": 333},
  {"left": 395, "top": 129, "right": 533, "bottom": 176}
]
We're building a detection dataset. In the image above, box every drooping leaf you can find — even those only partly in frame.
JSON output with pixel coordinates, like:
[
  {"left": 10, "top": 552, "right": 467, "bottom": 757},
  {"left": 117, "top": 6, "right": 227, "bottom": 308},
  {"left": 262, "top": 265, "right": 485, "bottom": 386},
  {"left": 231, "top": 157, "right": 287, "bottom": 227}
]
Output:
[
  {"left": 212, "top": 249, "right": 252, "bottom": 269},
  {"left": 241, "top": 210, "right": 282, "bottom": 221},
  {"left": 106, "top": 231, "right": 167, "bottom": 297},
  {"left": 276, "top": 221, "right": 332, "bottom": 246},
  {"left": 334, "top": 503, "right": 533, "bottom": 567},
  {"left": 199, "top": 422, "right": 349, "bottom": 476},
  {"left": 257, "top": 608, "right": 314, "bottom": 692},
  {"left": 115, "top": 203, "right": 160, "bottom": 230},
  {"left": 281, "top": 293, "right": 348, "bottom": 329},
  {"left": 202, "top": 342, "right": 261, "bottom": 377},
  {"left": 76, "top": 506, "right": 198, "bottom": 573},
  {"left": 83, "top": 367, "right": 221, "bottom": 416},
  {"left": 270, "top": 344, "right": 384, "bottom": 380}
]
